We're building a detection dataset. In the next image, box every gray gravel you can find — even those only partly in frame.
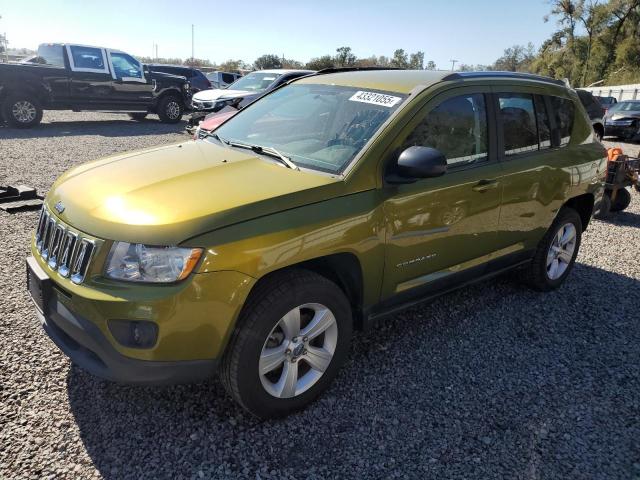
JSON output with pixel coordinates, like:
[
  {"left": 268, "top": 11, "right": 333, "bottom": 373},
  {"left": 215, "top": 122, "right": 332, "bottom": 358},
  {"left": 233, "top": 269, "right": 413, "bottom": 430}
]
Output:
[{"left": 1, "top": 112, "right": 639, "bottom": 479}]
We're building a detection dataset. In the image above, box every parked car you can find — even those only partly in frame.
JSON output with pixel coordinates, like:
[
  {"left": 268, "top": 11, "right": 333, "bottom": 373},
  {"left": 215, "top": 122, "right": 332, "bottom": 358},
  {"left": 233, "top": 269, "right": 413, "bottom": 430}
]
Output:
[
  {"left": 148, "top": 64, "right": 211, "bottom": 93},
  {"left": 188, "top": 69, "right": 314, "bottom": 128},
  {"left": 206, "top": 71, "right": 242, "bottom": 89},
  {"left": 27, "top": 70, "right": 606, "bottom": 418},
  {"left": 0, "top": 43, "right": 192, "bottom": 128},
  {"left": 604, "top": 100, "right": 640, "bottom": 141},
  {"left": 192, "top": 109, "right": 238, "bottom": 139},
  {"left": 595, "top": 95, "right": 617, "bottom": 113},
  {"left": 576, "top": 89, "right": 605, "bottom": 141}
]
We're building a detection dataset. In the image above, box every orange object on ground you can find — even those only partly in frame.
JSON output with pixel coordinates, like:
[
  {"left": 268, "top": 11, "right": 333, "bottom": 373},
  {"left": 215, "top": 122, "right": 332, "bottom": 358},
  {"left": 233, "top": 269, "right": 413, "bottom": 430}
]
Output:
[{"left": 607, "top": 147, "right": 624, "bottom": 161}]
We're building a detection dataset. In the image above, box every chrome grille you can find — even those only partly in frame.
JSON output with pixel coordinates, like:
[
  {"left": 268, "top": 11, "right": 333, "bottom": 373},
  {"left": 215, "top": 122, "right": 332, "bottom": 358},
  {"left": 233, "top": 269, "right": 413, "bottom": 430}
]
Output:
[{"left": 35, "top": 207, "right": 96, "bottom": 284}]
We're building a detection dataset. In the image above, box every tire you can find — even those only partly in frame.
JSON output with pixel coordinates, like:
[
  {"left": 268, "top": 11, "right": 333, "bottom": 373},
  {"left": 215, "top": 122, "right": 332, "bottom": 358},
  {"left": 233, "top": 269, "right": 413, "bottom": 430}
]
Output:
[
  {"left": 593, "top": 126, "right": 603, "bottom": 142},
  {"left": 220, "top": 269, "right": 352, "bottom": 419},
  {"left": 157, "top": 95, "right": 183, "bottom": 123},
  {"left": 2, "top": 93, "right": 43, "bottom": 128},
  {"left": 594, "top": 192, "right": 611, "bottom": 219},
  {"left": 610, "top": 188, "right": 631, "bottom": 212},
  {"left": 128, "top": 113, "right": 147, "bottom": 121},
  {"left": 521, "top": 207, "right": 582, "bottom": 292}
]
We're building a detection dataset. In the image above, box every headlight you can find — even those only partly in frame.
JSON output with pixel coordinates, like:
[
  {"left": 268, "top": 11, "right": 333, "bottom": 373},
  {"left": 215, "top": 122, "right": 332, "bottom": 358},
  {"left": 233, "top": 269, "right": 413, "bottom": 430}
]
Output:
[{"left": 105, "top": 243, "right": 203, "bottom": 283}]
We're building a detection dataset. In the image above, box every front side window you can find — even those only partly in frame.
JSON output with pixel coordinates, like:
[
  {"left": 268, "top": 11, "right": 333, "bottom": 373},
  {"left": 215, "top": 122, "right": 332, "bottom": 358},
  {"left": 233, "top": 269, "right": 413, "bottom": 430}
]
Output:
[
  {"left": 68, "top": 45, "right": 107, "bottom": 72},
  {"left": 214, "top": 84, "right": 407, "bottom": 174},
  {"left": 549, "top": 96, "right": 575, "bottom": 146},
  {"left": 499, "top": 93, "right": 538, "bottom": 156},
  {"left": 110, "top": 52, "right": 143, "bottom": 80},
  {"left": 403, "top": 93, "right": 488, "bottom": 167},
  {"left": 228, "top": 72, "right": 281, "bottom": 92}
]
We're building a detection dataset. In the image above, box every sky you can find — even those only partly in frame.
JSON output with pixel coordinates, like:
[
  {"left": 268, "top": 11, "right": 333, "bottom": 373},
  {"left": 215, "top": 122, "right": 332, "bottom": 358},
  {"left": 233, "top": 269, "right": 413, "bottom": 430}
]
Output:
[{"left": 0, "top": 0, "right": 560, "bottom": 69}]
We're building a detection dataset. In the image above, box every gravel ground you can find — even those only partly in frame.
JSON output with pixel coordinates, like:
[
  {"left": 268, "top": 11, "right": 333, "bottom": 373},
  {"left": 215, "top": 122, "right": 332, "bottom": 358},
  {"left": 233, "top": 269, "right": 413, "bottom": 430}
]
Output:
[{"left": 1, "top": 111, "right": 639, "bottom": 479}]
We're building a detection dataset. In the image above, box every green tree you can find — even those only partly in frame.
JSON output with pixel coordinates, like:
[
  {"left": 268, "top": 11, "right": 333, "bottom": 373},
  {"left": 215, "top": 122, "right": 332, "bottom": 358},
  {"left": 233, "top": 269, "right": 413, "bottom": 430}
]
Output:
[
  {"left": 335, "top": 46, "right": 356, "bottom": 67},
  {"left": 305, "top": 55, "right": 335, "bottom": 70},
  {"left": 254, "top": 54, "right": 282, "bottom": 70},
  {"left": 390, "top": 49, "right": 409, "bottom": 68},
  {"left": 425, "top": 60, "right": 437, "bottom": 70},
  {"left": 409, "top": 51, "right": 425, "bottom": 69}
]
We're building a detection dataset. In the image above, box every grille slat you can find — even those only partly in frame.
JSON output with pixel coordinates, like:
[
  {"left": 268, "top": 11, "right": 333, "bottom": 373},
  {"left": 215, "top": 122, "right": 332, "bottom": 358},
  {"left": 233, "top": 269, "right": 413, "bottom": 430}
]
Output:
[{"left": 35, "top": 206, "right": 95, "bottom": 284}]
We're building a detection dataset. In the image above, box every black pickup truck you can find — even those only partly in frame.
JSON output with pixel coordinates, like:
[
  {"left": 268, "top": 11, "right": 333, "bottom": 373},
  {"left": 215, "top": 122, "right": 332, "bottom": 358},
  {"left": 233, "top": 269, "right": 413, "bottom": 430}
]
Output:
[{"left": 0, "top": 43, "right": 192, "bottom": 128}]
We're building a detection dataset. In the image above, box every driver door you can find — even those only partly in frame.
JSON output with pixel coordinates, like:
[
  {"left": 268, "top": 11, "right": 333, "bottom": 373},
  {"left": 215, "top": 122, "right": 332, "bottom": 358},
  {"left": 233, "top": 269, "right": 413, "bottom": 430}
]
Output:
[
  {"left": 381, "top": 87, "right": 503, "bottom": 301},
  {"left": 106, "top": 50, "right": 153, "bottom": 108}
]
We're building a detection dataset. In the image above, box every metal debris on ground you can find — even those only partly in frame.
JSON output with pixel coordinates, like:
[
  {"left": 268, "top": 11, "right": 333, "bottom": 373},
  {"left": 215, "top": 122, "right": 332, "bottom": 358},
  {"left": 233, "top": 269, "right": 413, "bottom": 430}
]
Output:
[{"left": 0, "top": 185, "right": 43, "bottom": 213}]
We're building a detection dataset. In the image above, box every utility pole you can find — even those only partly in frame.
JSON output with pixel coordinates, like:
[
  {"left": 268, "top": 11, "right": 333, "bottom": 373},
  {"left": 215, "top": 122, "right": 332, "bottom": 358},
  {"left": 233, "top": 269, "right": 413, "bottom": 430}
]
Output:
[
  {"left": 450, "top": 59, "right": 458, "bottom": 71},
  {"left": 191, "top": 24, "right": 194, "bottom": 62},
  {"left": 155, "top": 43, "right": 158, "bottom": 61}
]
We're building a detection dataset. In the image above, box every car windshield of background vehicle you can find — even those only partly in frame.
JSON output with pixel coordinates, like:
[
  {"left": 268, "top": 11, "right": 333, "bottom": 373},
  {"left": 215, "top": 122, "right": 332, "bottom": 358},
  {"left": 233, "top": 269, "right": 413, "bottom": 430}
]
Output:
[
  {"left": 610, "top": 101, "right": 640, "bottom": 112},
  {"left": 214, "top": 84, "right": 407, "bottom": 174},
  {"left": 227, "top": 72, "right": 281, "bottom": 92}
]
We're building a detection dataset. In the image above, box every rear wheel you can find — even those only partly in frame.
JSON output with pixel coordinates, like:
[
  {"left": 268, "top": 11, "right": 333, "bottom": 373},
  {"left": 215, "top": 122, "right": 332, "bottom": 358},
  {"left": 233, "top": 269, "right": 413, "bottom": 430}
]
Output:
[
  {"left": 220, "top": 270, "right": 352, "bottom": 418},
  {"left": 610, "top": 188, "right": 631, "bottom": 212},
  {"left": 157, "top": 95, "right": 183, "bottom": 123},
  {"left": 2, "top": 93, "right": 43, "bottom": 128},
  {"left": 128, "top": 113, "right": 147, "bottom": 121},
  {"left": 521, "top": 208, "right": 582, "bottom": 291}
]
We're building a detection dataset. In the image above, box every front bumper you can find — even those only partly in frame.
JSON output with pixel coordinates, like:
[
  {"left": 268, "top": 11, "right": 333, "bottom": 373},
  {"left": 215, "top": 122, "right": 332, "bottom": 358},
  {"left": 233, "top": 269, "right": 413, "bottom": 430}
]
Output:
[
  {"left": 605, "top": 123, "right": 637, "bottom": 138},
  {"left": 28, "top": 256, "right": 217, "bottom": 385}
]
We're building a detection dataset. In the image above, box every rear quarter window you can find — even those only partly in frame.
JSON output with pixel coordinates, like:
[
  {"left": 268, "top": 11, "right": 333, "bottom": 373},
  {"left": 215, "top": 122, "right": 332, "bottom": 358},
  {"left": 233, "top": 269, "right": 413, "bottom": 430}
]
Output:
[{"left": 549, "top": 96, "right": 575, "bottom": 147}]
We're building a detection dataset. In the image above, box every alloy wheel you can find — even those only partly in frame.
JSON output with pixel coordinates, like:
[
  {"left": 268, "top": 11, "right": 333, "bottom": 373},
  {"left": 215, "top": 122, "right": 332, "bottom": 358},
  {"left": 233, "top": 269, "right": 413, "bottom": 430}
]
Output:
[
  {"left": 259, "top": 303, "right": 338, "bottom": 398},
  {"left": 546, "top": 222, "right": 577, "bottom": 280},
  {"left": 166, "top": 101, "right": 180, "bottom": 120},
  {"left": 12, "top": 100, "right": 37, "bottom": 123}
]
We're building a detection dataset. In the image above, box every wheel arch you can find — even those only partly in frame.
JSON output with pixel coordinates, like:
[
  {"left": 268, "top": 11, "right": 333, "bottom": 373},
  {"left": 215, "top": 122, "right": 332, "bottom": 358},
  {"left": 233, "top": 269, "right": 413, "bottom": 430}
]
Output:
[
  {"left": 564, "top": 193, "right": 595, "bottom": 231},
  {"left": 241, "top": 253, "right": 365, "bottom": 331},
  {"left": 592, "top": 122, "right": 604, "bottom": 139}
]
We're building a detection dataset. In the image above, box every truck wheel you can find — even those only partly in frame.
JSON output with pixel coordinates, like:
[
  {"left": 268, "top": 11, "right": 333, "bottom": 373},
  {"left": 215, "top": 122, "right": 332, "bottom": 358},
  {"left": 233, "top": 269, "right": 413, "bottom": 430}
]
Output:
[
  {"left": 520, "top": 207, "right": 582, "bottom": 292},
  {"left": 128, "top": 113, "right": 147, "bottom": 121},
  {"left": 220, "top": 269, "right": 352, "bottom": 419},
  {"left": 594, "top": 192, "right": 611, "bottom": 219},
  {"left": 157, "top": 95, "right": 183, "bottom": 123},
  {"left": 3, "top": 94, "right": 43, "bottom": 128},
  {"left": 610, "top": 188, "right": 631, "bottom": 212}
]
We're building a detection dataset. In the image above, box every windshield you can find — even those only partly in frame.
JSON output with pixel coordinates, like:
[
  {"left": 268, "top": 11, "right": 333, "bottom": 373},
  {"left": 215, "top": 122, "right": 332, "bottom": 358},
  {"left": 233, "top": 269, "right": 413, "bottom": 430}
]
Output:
[
  {"left": 609, "top": 101, "right": 640, "bottom": 112},
  {"left": 227, "top": 72, "right": 281, "bottom": 92},
  {"left": 213, "top": 84, "right": 407, "bottom": 174}
]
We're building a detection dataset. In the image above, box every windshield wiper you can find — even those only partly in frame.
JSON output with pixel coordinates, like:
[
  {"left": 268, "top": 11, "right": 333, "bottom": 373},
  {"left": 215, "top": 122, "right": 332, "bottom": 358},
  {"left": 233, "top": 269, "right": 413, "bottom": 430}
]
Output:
[
  {"left": 226, "top": 141, "right": 299, "bottom": 170},
  {"left": 201, "top": 131, "right": 229, "bottom": 145}
]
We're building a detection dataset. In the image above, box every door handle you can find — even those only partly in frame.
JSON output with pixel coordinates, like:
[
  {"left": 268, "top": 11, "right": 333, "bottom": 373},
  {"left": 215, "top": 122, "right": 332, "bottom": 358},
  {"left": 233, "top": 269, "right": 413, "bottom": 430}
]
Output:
[{"left": 472, "top": 179, "right": 499, "bottom": 192}]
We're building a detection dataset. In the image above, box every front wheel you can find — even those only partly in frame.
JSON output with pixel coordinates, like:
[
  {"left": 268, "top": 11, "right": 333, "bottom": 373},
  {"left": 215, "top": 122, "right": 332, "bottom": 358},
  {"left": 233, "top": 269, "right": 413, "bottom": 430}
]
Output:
[
  {"left": 521, "top": 208, "right": 582, "bottom": 291},
  {"left": 2, "top": 93, "right": 43, "bottom": 128},
  {"left": 157, "top": 95, "right": 184, "bottom": 123},
  {"left": 220, "top": 270, "right": 352, "bottom": 418}
]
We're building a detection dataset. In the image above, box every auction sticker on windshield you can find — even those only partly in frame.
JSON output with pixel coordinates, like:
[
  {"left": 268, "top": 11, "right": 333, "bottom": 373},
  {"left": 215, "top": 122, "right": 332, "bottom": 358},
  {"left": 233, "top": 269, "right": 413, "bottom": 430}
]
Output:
[{"left": 349, "top": 91, "right": 402, "bottom": 107}]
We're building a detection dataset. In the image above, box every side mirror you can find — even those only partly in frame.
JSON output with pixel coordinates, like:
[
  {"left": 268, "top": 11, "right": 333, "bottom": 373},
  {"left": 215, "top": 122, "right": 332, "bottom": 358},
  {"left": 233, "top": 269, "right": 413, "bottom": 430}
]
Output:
[{"left": 387, "top": 146, "right": 447, "bottom": 184}]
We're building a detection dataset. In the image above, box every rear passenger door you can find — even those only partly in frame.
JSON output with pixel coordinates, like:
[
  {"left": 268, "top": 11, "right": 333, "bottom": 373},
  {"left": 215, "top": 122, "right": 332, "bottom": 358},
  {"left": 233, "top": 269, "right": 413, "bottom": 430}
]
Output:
[
  {"left": 381, "top": 87, "right": 503, "bottom": 300},
  {"left": 66, "top": 45, "right": 114, "bottom": 107},
  {"left": 492, "top": 87, "right": 575, "bottom": 252}
]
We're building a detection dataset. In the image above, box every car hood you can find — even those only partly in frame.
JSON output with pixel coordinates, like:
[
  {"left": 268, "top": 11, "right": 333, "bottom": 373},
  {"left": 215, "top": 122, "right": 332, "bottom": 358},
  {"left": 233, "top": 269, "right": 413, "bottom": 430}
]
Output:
[
  {"left": 47, "top": 141, "right": 340, "bottom": 245},
  {"left": 607, "top": 110, "right": 640, "bottom": 120},
  {"left": 193, "top": 88, "right": 252, "bottom": 101}
]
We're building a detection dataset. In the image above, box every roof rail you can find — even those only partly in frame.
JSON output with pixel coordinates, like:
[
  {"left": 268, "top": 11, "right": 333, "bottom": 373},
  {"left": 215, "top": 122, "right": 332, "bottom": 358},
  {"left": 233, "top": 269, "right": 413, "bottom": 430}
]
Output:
[
  {"left": 444, "top": 71, "right": 565, "bottom": 86},
  {"left": 314, "top": 67, "right": 405, "bottom": 75}
]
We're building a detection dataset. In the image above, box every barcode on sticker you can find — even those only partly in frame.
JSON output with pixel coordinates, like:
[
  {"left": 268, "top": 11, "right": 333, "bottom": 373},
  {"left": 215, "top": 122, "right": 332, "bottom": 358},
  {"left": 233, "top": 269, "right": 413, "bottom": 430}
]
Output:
[{"left": 349, "top": 91, "right": 401, "bottom": 107}]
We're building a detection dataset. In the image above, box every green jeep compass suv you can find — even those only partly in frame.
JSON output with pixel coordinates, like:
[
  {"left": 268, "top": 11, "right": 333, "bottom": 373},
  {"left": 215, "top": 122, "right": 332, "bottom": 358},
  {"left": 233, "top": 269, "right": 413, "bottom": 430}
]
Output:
[{"left": 27, "top": 69, "right": 606, "bottom": 418}]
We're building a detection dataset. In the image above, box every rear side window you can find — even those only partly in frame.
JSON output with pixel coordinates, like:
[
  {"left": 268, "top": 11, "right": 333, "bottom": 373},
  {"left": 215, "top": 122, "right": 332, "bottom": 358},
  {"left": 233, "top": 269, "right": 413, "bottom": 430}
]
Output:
[
  {"left": 36, "top": 45, "right": 65, "bottom": 67},
  {"left": 221, "top": 73, "right": 236, "bottom": 84},
  {"left": 498, "top": 93, "right": 538, "bottom": 156},
  {"left": 404, "top": 93, "right": 488, "bottom": 167},
  {"left": 549, "top": 96, "right": 575, "bottom": 147},
  {"left": 68, "top": 45, "right": 107, "bottom": 72}
]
